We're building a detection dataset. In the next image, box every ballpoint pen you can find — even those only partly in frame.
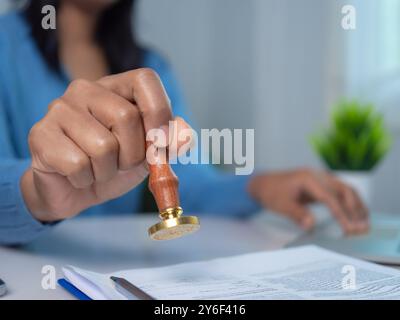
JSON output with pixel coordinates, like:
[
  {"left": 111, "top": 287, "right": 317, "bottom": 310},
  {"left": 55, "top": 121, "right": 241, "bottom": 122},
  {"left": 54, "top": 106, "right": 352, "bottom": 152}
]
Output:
[{"left": 110, "top": 276, "right": 154, "bottom": 300}]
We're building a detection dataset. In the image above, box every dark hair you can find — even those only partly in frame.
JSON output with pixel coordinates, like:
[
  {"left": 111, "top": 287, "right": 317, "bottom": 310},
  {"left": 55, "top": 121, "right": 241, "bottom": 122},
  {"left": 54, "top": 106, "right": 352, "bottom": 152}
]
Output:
[{"left": 24, "top": 0, "right": 144, "bottom": 75}]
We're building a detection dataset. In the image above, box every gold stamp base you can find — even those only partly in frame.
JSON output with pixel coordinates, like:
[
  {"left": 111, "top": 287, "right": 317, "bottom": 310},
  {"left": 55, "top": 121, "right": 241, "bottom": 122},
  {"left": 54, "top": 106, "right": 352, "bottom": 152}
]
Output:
[{"left": 148, "top": 207, "right": 200, "bottom": 240}]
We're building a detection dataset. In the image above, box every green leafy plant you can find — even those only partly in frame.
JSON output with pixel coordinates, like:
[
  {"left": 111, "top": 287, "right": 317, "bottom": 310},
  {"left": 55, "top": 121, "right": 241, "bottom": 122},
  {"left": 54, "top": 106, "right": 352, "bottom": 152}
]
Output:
[{"left": 310, "top": 100, "right": 391, "bottom": 171}]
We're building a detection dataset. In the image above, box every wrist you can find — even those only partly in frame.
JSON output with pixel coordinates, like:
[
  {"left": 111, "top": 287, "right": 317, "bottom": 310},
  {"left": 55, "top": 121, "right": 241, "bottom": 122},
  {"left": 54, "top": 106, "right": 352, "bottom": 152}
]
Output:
[{"left": 21, "top": 169, "right": 51, "bottom": 222}]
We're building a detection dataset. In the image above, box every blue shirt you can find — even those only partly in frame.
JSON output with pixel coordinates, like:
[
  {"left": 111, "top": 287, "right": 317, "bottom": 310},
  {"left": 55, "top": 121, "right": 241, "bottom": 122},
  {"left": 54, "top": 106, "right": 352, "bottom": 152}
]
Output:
[{"left": 0, "top": 12, "right": 260, "bottom": 245}]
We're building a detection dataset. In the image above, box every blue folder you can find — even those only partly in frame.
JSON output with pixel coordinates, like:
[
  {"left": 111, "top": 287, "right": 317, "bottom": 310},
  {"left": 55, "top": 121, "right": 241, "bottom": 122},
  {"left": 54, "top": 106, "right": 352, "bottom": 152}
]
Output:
[{"left": 58, "top": 278, "right": 92, "bottom": 300}]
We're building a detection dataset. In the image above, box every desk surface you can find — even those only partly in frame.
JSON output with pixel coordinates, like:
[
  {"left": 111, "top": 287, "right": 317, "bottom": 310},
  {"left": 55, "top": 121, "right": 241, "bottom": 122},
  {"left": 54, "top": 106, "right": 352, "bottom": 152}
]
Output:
[{"left": 0, "top": 213, "right": 302, "bottom": 299}]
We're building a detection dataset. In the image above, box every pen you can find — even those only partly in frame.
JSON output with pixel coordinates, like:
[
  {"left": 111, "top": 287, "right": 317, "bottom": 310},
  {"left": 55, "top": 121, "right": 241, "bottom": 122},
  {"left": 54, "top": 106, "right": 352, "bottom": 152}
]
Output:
[
  {"left": 110, "top": 276, "right": 154, "bottom": 300},
  {"left": 0, "top": 278, "right": 7, "bottom": 297}
]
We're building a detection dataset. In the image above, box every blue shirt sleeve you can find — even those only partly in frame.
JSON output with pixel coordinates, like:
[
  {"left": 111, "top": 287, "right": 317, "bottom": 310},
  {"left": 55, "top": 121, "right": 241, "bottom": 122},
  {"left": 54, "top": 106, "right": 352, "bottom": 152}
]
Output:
[
  {"left": 145, "top": 51, "right": 261, "bottom": 217},
  {"left": 0, "top": 21, "right": 51, "bottom": 245}
]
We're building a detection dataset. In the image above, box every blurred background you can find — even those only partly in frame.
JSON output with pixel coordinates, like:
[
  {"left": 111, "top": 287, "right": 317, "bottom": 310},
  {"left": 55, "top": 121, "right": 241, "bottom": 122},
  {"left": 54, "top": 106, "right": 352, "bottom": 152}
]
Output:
[
  {"left": 135, "top": 0, "right": 400, "bottom": 213},
  {"left": 1, "top": 0, "right": 399, "bottom": 212}
]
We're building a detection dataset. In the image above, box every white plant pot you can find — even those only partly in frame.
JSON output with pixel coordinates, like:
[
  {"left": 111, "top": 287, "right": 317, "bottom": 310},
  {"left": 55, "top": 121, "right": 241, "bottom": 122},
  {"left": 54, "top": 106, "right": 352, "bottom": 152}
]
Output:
[{"left": 335, "top": 171, "right": 373, "bottom": 207}]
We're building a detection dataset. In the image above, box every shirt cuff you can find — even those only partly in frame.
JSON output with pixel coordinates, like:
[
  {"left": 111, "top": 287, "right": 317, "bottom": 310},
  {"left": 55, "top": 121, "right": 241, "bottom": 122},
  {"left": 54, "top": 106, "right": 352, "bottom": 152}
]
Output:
[{"left": 0, "top": 159, "right": 53, "bottom": 245}]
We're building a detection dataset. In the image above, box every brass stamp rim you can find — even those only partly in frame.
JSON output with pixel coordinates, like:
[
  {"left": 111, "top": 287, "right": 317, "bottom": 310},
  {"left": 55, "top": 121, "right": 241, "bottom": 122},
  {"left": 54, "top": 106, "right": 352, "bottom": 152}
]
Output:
[{"left": 148, "top": 216, "right": 200, "bottom": 240}]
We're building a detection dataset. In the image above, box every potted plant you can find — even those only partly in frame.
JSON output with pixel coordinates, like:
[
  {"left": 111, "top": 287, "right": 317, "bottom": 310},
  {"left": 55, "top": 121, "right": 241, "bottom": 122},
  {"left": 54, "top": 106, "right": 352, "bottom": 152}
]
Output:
[{"left": 310, "top": 100, "right": 392, "bottom": 206}]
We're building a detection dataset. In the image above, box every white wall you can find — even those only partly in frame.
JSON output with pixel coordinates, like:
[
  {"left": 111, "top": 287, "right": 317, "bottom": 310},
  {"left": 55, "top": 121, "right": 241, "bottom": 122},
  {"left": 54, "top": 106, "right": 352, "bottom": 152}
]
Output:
[
  {"left": 137, "top": 0, "right": 400, "bottom": 213},
  {"left": 251, "top": 0, "right": 340, "bottom": 170},
  {"left": 137, "top": 0, "right": 255, "bottom": 131}
]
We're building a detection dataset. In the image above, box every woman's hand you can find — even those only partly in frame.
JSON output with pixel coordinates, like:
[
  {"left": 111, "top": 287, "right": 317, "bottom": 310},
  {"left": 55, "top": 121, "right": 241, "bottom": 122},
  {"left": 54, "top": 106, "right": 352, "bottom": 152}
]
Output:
[
  {"left": 22, "top": 68, "right": 191, "bottom": 222},
  {"left": 248, "top": 168, "right": 369, "bottom": 235}
]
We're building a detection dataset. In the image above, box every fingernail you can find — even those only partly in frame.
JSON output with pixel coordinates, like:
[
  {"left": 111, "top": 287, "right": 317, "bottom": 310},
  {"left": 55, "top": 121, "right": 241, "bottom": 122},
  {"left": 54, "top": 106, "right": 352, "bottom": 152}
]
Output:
[
  {"left": 359, "top": 221, "right": 370, "bottom": 233},
  {"left": 344, "top": 223, "right": 356, "bottom": 236},
  {"left": 351, "top": 223, "right": 360, "bottom": 234},
  {"left": 351, "top": 223, "right": 363, "bottom": 235}
]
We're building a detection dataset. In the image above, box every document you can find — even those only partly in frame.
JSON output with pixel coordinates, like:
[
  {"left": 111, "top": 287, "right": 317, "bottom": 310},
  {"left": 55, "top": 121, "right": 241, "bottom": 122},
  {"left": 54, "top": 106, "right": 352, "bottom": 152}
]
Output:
[{"left": 62, "top": 245, "right": 400, "bottom": 300}]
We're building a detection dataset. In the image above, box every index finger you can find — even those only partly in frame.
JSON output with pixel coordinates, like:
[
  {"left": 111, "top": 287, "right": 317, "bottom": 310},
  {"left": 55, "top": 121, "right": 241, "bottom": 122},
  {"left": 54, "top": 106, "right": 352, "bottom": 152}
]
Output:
[
  {"left": 303, "top": 175, "right": 355, "bottom": 234},
  {"left": 97, "top": 68, "right": 173, "bottom": 132},
  {"left": 326, "top": 175, "right": 369, "bottom": 231}
]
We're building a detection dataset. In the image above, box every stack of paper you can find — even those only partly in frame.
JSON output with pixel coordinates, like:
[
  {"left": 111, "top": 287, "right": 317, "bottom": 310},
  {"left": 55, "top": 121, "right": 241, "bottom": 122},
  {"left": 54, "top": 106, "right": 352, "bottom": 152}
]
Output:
[{"left": 61, "top": 245, "right": 400, "bottom": 300}]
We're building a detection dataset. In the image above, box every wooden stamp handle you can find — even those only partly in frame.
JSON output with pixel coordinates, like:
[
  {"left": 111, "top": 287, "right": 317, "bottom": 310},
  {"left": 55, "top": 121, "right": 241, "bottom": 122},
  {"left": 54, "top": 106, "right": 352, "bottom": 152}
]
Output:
[{"left": 146, "top": 141, "right": 180, "bottom": 212}]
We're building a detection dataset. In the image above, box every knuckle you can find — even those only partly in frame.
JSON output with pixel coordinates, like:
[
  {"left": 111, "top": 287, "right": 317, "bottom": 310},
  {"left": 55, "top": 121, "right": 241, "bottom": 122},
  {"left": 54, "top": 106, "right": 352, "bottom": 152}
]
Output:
[
  {"left": 134, "top": 67, "right": 158, "bottom": 80},
  {"left": 113, "top": 105, "right": 140, "bottom": 124},
  {"left": 67, "top": 154, "right": 90, "bottom": 175},
  {"left": 92, "top": 135, "right": 119, "bottom": 158},
  {"left": 28, "top": 121, "right": 43, "bottom": 140},
  {"left": 28, "top": 120, "right": 47, "bottom": 148},
  {"left": 47, "top": 97, "right": 68, "bottom": 112},
  {"left": 66, "top": 78, "right": 93, "bottom": 95},
  {"left": 28, "top": 122, "right": 54, "bottom": 168}
]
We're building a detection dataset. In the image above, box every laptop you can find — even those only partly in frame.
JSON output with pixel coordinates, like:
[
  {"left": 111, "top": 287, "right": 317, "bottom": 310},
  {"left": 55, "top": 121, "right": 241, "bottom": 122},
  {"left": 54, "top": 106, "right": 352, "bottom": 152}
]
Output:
[{"left": 288, "top": 213, "right": 400, "bottom": 265}]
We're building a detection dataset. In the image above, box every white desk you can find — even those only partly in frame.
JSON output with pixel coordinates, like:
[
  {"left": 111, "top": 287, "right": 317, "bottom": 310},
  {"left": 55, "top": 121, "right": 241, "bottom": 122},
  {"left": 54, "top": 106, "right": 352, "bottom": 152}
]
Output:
[{"left": 0, "top": 213, "right": 302, "bottom": 299}]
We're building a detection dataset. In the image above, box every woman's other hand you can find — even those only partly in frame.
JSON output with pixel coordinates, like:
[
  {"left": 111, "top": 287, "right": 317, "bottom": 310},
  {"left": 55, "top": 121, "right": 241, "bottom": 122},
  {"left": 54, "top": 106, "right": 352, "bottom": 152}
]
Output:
[{"left": 248, "top": 168, "right": 369, "bottom": 235}]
